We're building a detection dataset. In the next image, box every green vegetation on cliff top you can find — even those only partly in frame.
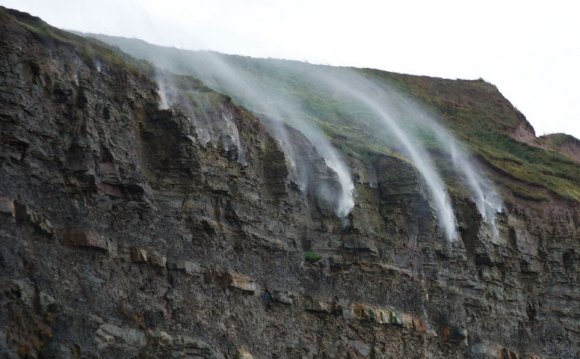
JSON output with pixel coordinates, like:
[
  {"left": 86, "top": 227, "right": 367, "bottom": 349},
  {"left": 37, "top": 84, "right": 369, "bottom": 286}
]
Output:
[
  {"left": 82, "top": 34, "right": 580, "bottom": 202},
  {"left": 2, "top": 6, "right": 578, "bottom": 202}
]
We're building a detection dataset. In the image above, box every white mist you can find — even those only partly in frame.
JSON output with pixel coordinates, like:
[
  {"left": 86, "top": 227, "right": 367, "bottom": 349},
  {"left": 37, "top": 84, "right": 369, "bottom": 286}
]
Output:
[
  {"left": 309, "top": 69, "right": 460, "bottom": 241},
  {"left": 384, "top": 89, "right": 504, "bottom": 236},
  {"left": 176, "top": 52, "right": 356, "bottom": 219}
]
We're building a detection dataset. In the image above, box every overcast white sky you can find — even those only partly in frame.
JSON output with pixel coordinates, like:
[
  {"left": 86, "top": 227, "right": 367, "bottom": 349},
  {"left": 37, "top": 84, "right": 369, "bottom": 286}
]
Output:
[{"left": 2, "top": 0, "right": 579, "bottom": 138}]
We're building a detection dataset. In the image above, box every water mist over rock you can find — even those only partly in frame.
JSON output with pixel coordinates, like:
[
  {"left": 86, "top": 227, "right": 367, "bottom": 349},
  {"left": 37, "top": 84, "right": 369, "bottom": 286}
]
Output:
[
  {"left": 188, "top": 56, "right": 500, "bottom": 240},
  {"left": 155, "top": 52, "right": 355, "bottom": 219},
  {"left": 300, "top": 66, "right": 502, "bottom": 241},
  {"left": 361, "top": 82, "right": 504, "bottom": 236},
  {"left": 154, "top": 71, "right": 246, "bottom": 163},
  {"left": 311, "top": 69, "right": 460, "bottom": 241},
  {"left": 93, "top": 35, "right": 503, "bottom": 240},
  {"left": 434, "top": 128, "right": 503, "bottom": 236}
]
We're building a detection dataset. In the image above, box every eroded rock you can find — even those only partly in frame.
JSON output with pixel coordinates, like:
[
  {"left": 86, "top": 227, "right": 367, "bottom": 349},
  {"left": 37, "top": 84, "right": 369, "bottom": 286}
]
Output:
[
  {"left": 225, "top": 272, "right": 259, "bottom": 293},
  {"left": 58, "top": 229, "right": 108, "bottom": 252},
  {"left": 95, "top": 323, "right": 146, "bottom": 349}
]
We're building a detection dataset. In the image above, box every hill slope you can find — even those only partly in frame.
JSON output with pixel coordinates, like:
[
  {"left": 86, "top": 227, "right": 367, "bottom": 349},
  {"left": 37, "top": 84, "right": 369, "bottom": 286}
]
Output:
[{"left": 88, "top": 34, "right": 580, "bottom": 203}]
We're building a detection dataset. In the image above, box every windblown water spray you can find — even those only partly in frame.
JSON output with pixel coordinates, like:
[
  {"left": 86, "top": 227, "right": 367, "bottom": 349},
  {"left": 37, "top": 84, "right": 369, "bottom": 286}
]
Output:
[
  {"left": 288, "top": 117, "right": 355, "bottom": 217},
  {"left": 172, "top": 52, "right": 355, "bottom": 218},
  {"left": 308, "top": 69, "right": 459, "bottom": 241},
  {"left": 153, "top": 72, "right": 247, "bottom": 163},
  {"left": 99, "top": 36, "right": 501, "bottom": 238},
  {"left": 443, "top": 135, "right": 503, "bottom": 235},
  {"left": 381, "top": 89, "right": 504, "bottom": 236},
  {"left": 221, "top": 111, "right": 247, "bottom": 164},
  {"left": 155, "top": 75, "right": 171, "bottom": 110}
]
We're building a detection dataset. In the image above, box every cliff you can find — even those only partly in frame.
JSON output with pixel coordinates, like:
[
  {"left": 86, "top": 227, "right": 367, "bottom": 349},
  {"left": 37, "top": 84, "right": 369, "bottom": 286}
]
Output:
[{"left": 0, "top": 7, "right": 578, "bottom": 359}]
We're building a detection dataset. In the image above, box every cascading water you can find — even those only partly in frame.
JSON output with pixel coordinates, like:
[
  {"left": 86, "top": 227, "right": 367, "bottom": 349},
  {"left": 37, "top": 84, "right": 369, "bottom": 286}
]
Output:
[
  {"left": 171, "top": 52, "right": 356, "bottom": 219},
  {"left": 443, "top": 135, "right": 503, "bottom": 235},
  {"left": 221, "top": 111, "right": 247, "bottom": 164},
  {"left": 314, "top": 71, "right": 459, "bottom": 241},
  {"left": 128, "top": 41, "right": 501, "bottom": 239},
  {"left": 155, "top": 74, "right": 172, "bottom": 110},
  {"left": 324, "top": 155, "right": 355, "bottom": 218},
  {"left": 286, "top": 115, "right": 355, "bottom": 218},
  {"left": 378, "top": 88, "right": 504, "bottom": 236},
  {"left": 154, "top": 73, "right": 246, "bottom": 163}
]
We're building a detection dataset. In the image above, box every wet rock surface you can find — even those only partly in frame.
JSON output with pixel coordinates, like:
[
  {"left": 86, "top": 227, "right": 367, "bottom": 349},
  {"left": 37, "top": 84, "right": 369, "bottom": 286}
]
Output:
[{"left": 0, "top": 8, "right": 579, "bottom": 359}]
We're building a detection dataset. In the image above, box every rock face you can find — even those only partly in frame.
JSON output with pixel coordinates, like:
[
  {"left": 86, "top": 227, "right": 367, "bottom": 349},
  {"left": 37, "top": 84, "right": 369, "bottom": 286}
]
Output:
[{"left": 0, "top": 8, "right": 579, "bottom": 359}]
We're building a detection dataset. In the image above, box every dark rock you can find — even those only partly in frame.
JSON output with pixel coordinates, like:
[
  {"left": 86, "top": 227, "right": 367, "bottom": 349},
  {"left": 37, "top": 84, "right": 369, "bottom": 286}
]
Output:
[
  {"left": 441, "top": 325, "right": 468, "bottom": 345},
  {"left": 94, "top": 323, "right": 146, "bottom": 349},
  {"left": 348, "top": 340, "right": 371, "bottom": 357},
  {"left": 500, "top": 348, "right": 520, "bottom": 359},
  {"left": 0, "top": 197, "right": 14, "bottom": 215},
  {"left": 130, "top": 248, "right": 148, "bottom": 263},
  {"left": 148, "top": 250, "right": 167, "bottom": 268},
  {"left": 270, "top": 289, "right": 294, "bottom": 305},
  {"left": 58, "top": 229, "right": 108, "bottom": 252},
  {"left": 170, "top": 259, "right": 202, "bottom": 275}
]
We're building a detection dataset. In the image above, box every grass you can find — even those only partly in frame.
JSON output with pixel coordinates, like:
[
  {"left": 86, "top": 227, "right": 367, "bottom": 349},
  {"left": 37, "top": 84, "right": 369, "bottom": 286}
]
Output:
[
  {"left": 5, "top": 7, "right": 577, "bottom": 202},
  {"left": 304, "top": 251, "right": 322, "bottom": 262},
  {"left": 1, "top": 7, "right": 153, "bottom": 78}
]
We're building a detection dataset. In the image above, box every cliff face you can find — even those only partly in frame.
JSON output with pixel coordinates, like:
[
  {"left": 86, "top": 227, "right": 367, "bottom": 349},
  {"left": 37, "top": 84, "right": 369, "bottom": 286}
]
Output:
[{"left": 0, "top": 8, "right": 579, "bottom": 359}]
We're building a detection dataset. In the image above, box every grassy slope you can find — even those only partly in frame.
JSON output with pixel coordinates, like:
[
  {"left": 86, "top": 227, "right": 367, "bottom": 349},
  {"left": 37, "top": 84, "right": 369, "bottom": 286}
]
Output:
[
  {"left": 538, "top": 133, "right": 580, "bottom": 162},
  {"left": 369, "top": 70, "right": 579, "bottom": 202},
  {"left": 0, "top": 7, "right": 153, "bottom": 80},
  {"left": 86, "top": 35, "right": 580, "bottom": 202},
  {"left": 2, "top": 7, "right": 577, "bottom": 202}
]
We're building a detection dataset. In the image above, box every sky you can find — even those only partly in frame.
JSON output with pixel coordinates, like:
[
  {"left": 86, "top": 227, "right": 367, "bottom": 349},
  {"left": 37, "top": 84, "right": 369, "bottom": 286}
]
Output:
[{"left": 2, "top": 0, "right": 579, "bottom": 139}]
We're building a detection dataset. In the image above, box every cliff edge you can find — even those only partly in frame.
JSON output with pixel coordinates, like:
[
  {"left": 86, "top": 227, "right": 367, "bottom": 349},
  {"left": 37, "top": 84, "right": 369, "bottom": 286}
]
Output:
[{"left": 0, "top": 7, "right": 578, "bottom": 359}]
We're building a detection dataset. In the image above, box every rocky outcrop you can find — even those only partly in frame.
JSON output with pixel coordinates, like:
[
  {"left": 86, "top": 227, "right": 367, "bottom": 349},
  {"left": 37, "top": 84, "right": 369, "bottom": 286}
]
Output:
[
  {"left": 0, "top": 7, "right": 578, "bottom": 359},
  {"left": 537, "top": 133, "right": 580, "bottom": 164},
  {"left": 508, "top": 114, "right": 580, "bottom": 164}
]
